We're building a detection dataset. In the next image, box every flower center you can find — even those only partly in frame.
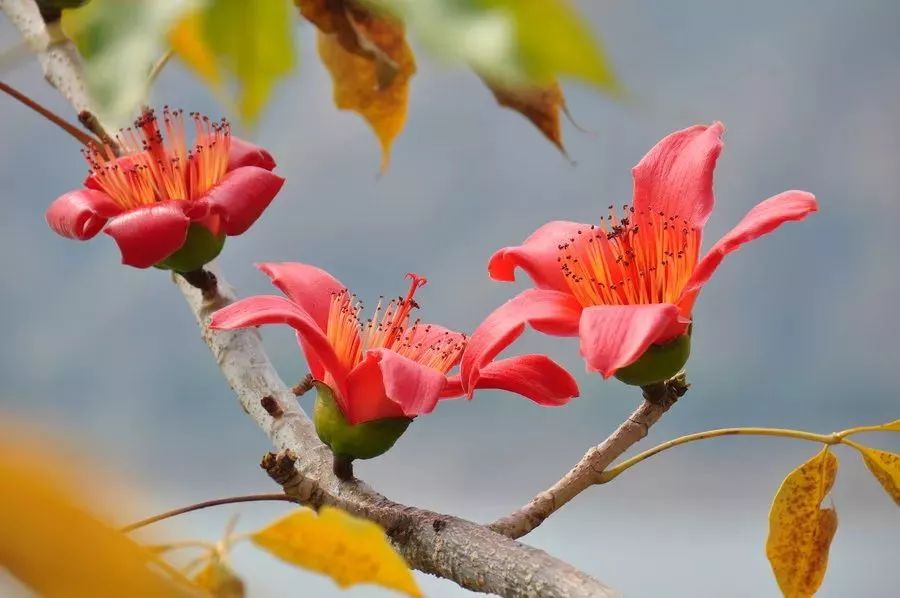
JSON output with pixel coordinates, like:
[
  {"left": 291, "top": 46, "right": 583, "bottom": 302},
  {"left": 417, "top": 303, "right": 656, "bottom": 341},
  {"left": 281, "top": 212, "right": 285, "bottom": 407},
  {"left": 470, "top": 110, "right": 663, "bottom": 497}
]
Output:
[
  {"left": 83, "top": 107, "right": 231, "bottom": 209},
  {"left": 559, "top": 205, "right": 701, "bottom": 307},
  {"left": 325, "top": 274, "right": 466, "bottom": 374}
]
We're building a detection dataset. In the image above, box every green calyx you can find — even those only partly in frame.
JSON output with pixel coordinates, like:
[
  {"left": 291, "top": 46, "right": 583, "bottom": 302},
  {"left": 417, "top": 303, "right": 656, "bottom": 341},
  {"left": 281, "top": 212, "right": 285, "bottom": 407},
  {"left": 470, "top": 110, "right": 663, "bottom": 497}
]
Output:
[
  {"left": 614, "top": 332, "right": 691, "bottom": 387},
  {"left": 155, "top": 223, "right": 225, "bottom": 273},
  {"left": 313, "top": 383, "right": 412, "bottom": 461}
]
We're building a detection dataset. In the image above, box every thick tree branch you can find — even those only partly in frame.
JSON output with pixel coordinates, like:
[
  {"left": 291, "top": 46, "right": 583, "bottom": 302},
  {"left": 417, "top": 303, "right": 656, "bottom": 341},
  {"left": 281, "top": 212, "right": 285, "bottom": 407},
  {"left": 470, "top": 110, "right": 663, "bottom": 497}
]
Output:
[
  {"left": 490, "top": 377, "right": 687, "bottom": 539},
  {"left": 2, "top": 4, "right": 619, "bottom": 593}
]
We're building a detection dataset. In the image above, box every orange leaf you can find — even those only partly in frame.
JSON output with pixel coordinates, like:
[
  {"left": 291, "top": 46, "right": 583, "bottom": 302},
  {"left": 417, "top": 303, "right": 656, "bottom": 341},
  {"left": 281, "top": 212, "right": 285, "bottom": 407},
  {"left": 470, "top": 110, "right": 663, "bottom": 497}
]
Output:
[
  {"left": 766, "top": 447, "right": 839, "bottom": 598},
  {"left": 300, "top": 0, "right": 416, "bottom": 171},
  {"left": 484, "top": 78, "right": 567, "bottom": 154}
]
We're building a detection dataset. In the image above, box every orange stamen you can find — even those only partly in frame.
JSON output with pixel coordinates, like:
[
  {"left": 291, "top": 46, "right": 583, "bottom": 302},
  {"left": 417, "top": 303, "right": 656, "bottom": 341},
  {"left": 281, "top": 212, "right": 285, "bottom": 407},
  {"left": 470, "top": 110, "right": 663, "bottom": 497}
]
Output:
[
  {"left": 325, "top": 274, "right": 466, "bottom": 375},
  {"left": 559, "top": 205, "right": 701, "bottom": 307},
  {"left": 82, "top": 107, "right": 231, "bottom": 209}
]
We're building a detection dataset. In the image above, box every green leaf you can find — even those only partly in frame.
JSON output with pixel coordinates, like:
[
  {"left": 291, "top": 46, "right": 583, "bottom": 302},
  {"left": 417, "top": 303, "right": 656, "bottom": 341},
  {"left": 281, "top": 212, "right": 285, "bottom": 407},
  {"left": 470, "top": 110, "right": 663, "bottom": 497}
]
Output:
[
  {"left": 62, "top": 0, "right": 197, "bottom": 126},
  {"left": 370, "top": 0, "right": 618, "bottom": 91},
  {"left": 201, "top": 0, "right": 296, "bottom": 123}
]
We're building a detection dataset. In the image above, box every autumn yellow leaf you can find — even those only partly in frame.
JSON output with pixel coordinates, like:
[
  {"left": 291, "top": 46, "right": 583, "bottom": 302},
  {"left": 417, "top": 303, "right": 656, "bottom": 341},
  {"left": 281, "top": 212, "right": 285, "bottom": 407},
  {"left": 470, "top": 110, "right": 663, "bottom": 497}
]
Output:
[
  {"left": 300, "top": 0, "right": 416, "bottom": 171},
  {"left": 483, "top": 77, "right": 567, "bottom": 154},
  {"left": 766, "top": 446, "right": 839, "bottom": 598},
  {"left": 0, "top": 427, "right": 195, "bottom": 597},
  {"left": 169, "top": 10, "right": 221, "bottom": 87},
  {"left": 855, "top": 445, "right": 900, "bottom": 506},
  {"left": 194, "top": 559, "right": 245, "bottom": 598},
  {"left": 251, "top": 506, "right": 422, "bottom": 597}
]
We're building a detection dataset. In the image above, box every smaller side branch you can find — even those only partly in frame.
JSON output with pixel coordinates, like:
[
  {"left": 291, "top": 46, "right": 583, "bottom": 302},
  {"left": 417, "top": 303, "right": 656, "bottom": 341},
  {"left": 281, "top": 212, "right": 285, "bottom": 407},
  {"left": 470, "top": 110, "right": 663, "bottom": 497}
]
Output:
[
  {"left": 0, "top": 80, "right": 99, "bottom": 147},
  {"left": 490, "top": 377, "right": 687, "bottom": 539},
  {"left": 122, "top": 494, "right": 299, "bottom": 533}
]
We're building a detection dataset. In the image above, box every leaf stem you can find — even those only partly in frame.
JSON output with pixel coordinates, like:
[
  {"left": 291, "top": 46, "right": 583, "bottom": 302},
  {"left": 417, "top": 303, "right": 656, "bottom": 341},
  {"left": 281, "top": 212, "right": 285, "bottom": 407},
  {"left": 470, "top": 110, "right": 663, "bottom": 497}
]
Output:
[
  {"left": 597, "top": 427, "right": 842, "bottom": 483},
  {"left": 0, "top": 80, "right": 99, "bottom": 148},
  {"left": 122, "top": 493, "right": 299, "bottom": 533},
  {"left": 837, "top": 423, "right": 896, "bottom": 437}
]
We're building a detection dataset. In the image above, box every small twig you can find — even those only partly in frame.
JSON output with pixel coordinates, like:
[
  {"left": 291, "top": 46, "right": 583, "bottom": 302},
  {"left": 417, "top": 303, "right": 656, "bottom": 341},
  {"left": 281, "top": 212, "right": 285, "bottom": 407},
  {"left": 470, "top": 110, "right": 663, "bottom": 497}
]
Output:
[
  {"left": 0, "top": 79, "right": 99, "bottom": 148},
  {"left": 78, "top": 109, "right": 120, "bottom": 154},
  {"left": 147, "top": 49, "right": 173, "bottom": 89},
  {"left": 291, "top": 373, "right": 315, "bottom": 396},
  {"left": 489, "top": 377, "right": 686, "bottom": 539},
  {"left": 121, "top": 493, "right": 298, "bottom": 533},
  {"left": 179, "top": 268, "right": 218, "bottom": 299}
]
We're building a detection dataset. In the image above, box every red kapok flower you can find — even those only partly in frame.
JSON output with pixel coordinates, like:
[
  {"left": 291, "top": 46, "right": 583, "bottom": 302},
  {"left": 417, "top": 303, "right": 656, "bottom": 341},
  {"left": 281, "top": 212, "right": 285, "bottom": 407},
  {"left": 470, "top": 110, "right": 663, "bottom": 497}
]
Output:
[
  {"left": 209, "top": 262, "right": 578, "bottom": 427},
  {"left": 46, "top": 107, "right": 284, "bottom": 270},
  {"left": 464, "top": 122, "right": 818, "bottom": 385}
]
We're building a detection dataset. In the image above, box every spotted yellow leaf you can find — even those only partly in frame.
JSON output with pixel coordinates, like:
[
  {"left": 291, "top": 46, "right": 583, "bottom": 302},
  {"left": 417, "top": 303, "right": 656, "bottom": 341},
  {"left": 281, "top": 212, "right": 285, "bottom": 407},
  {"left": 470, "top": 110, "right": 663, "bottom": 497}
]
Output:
[
  {"left": 855, "top": 445, "right": 900, "bottom": 506},
  {"left": 251, "top": 506, "right": 421, "bottom": 597},
  {"left": 483, "top": 77, "right": 566, "bottom": 153},
  {"left": 766, "top": 447, "right": 838, "bottom": 598}
]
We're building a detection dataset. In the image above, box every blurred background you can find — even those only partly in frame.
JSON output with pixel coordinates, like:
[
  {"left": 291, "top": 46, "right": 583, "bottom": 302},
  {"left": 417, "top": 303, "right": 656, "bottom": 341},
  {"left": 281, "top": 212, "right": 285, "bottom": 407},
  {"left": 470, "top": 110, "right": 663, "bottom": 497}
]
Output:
[{"left": 2, "top": 0, "right": 899, "bottom": 596}]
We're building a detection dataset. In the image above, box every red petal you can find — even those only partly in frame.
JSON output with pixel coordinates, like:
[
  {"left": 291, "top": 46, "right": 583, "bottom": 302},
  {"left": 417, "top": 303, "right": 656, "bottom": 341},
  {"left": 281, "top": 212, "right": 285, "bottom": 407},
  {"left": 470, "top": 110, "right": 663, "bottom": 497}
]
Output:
[
  {"left": 488, "top": 220, "right": 589, "bottom": 292},
  {"left": 227, "top": 137, "right": 277, "bottom": 171},
  {"left": 632, "top": 122, "right": 724, "bottom": 228},
  {"left": 461, "top": 289, "right": 582, "bottom": 397},
  {"left": 103, "top": 203, "right": 190, "bottom": 268},
  {"left": 473, "top": 354, "right": 578, "bottom": 406},
  {"left": 579, "top": 304, "right": 681, "bottom": 378},
  {"left": 209, "top": 295, "right": 350, "bottom": 401},
  {"left": 440, "top": 375, "right": 465, "bottom": 399},
  {"left": 46, "top": 189, "right": 122, "bottom": 240},
  {"left": 344, "top": 354, "right": 407, "bottom": 425},
  {"left": 205, "top": 166, "right": 285, "bottom": 235},
  {"left": 367, "top": 349, "right": 448, "bottom": 419},
  {"left": 257, "top": 262, "right": 346, "bottom": 331},
  {"left": 678, "top": 190, "right": 818, "bottom": 313}
]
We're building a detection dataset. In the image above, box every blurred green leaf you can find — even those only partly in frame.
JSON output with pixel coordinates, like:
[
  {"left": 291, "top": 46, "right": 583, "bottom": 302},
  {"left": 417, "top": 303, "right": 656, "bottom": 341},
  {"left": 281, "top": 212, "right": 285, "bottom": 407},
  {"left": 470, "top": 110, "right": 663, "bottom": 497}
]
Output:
[
  {"left": 62, "top": 0, "right": 197, "bottom": 126},
  {"left": 201, "top": 0, "right": 296, "bottom": 123},
  {"left": 370, "top": 0, "right": 618, "bottom": 91}
]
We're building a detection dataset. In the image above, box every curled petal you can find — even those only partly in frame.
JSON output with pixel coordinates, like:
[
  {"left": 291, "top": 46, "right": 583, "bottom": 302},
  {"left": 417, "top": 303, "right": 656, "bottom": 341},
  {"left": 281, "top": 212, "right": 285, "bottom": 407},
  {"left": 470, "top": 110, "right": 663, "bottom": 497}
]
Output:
[
  {"left": 632, "top": 122, "right": 724, "bottom": 228},
  {"left": 46, "top": 189, "right": 122, "bottom": 240},
  {"left": 345, "top": 349, "right": 447, "bottom": 425},
  {"left": 440, "top": 375, "right": 464, "bottom": 399},
  {"left": 488, "top": 220, "right": 590, "bottom": 292},
  {"left": 227, "top": 137, "right": 277, "bottom": 171},
  {"left": 579, "top": 303, "right": 681, "bottom": 378},
  {"left": 204, "top": 166, "right": 285, "bottom": 235},
  {"left": 209, "top": 295, "right": 349, "bottom": 401},
  {"left": 257, "top": 262, "right": 347, "bottom": 331},
  {"left": 103, "top": 203, "right": 190, "bottom": 268},
  {"left": 472, "top": 354, "right": 578, "bottom": 406},
  {"left": 678, "top": 190, "right": 818, "bottom": 313},
  {"left": 461, "top": 289, "right": 582, "bottom": 397}
]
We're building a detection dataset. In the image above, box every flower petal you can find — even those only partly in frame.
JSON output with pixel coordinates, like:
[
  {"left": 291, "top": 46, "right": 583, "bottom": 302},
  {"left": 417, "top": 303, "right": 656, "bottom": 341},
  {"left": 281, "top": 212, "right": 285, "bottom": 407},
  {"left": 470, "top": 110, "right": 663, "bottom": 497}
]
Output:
[
  {"left": 632, "top": 122, "right": 724, "bottom": 228},
  {"left": 678, "top": 190, "right": 818, "bottom": 313},
  {"left": 488, "top": 220, "right": 590, "bottom": 292},
  {"left": 579, "top": 303, "right": 681, "bottom": 378},
  {"left": 351, "top": 349, "right": 447, "bottom": 423},
  {"left": 461, "top": 289, "right": 582, "bottom": 397},
  {"left": 227, "top": 137, "right": 277, "bottom": 171},
  {"left": 344, "top": 354, "right": 407, "bottom": 425},
  {"left": 257, "top": 262, "right": 346, "bottom": 330},
  {"left": 103, "top": 203, "right": 190, "bottom": 268},
  {"left": 46, "top": 189, "right": 122, "bottom": 240},
  {"left": 472, "top": 354, "right": 578, "bottom": 406},
  {"left": 440, "top": 375, "right": 464, "bottom": 399},
  {"left": 209, "top": 295, "right": 349, "bottom": 400},
  {"left": 204, "top": 166, "right": 285, "bottom": 236}
]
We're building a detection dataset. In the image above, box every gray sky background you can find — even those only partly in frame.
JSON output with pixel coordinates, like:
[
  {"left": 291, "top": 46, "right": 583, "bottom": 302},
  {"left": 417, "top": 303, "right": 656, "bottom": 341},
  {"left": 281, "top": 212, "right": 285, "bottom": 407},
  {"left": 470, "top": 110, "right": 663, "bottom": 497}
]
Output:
[{"left": 2, "top": 0, "right": 899, "bottom": 596}]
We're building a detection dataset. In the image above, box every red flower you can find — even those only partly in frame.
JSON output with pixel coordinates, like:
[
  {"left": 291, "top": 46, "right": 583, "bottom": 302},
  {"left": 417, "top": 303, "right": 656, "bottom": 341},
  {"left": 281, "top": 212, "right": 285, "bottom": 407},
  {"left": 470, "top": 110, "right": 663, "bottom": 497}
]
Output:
[
  {"left": 464, "top": 123, "right": 818, "bottom": 385},
  {"left": 209, "top": 262, "right": 578, "bottom": 425},
  {"left": 46, "top": 108, "right": 284, "bottom": 269}
]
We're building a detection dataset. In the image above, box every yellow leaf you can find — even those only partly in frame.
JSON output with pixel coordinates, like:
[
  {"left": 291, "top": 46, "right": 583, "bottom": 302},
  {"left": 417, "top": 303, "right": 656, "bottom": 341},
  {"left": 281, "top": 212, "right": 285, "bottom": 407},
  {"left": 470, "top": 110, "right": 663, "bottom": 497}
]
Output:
[
  {"left": 856, "top": 445, "right": 900, "bottom": 506},
  {"left": 169, "top": 10, "right": 221, "bottom": 87},
  {"left": 0, "top": 427, "right": 193, "bottom": 597},
  {"left": 251, "top": 506, "right": 421, "bottom": 597},
  {"left": 483, "top": 77, "right": 566, "bottom": 153},
  {"left": 766, "top": 447, "right": 838, "bottom": 598},
  {"left": 194, "top": 559, "right": 245, "bottom": 598},
  {"left": 303, "top": 0, "right": 416, "bottom": 172}
]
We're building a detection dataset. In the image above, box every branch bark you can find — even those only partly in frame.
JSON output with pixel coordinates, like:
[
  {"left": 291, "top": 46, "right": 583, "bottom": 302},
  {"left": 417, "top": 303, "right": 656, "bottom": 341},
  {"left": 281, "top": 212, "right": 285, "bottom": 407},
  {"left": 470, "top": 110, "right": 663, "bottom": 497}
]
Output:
[
  {"left": 490, "top": 377, "right": 687, "bottom": 539},
  {"left": 1, "top": 3, "right": 619, "bottom": 592}
]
